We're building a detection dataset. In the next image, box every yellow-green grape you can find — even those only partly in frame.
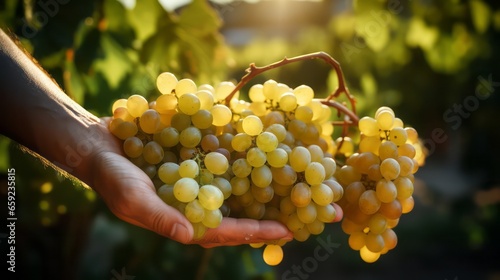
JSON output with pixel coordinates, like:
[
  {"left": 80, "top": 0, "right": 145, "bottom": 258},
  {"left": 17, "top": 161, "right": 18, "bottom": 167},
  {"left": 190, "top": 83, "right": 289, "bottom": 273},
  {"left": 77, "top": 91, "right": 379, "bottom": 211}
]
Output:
[
  {"left": 157, "top": 184, "right": 176, "bottom": 205},
  {"left": 127, "top": 94, "right": 149, "bottom": 118},
  {"left": 139, "top": 109, "right": 160, "bottom": 134},
  {"left": 308, "top": 99, "right": 323, "bottom": 122},
  {"left": 286, "top": 212, "right": 305, "bottom": 232},
  {"left": 279, "top": 196, "right": 296, "bottom": 215},
  {"left": 381, "top": 228, "right": 398, "bottom": 250},
  {"left": 391, "top": 117, "right": 404, "bottom": 129},
  {"left": 236, "top": 190, "right": 254, "bottom": 207},
  {"left": 156, "top": 72, "right": 178, "bottom": 94},
  {"left": 192, "top": 223, "right": 207, "bottom": 240},
  {"left": 178, "top": 159, "right": 199, "bottom": 178},
  {"left": 405, "top": 127, "right": 419, "bottom": 143},
  {"left": 143, "top": 141, "right": 164, "bottom": 165},
  {"left": 291, "top": 182, "right": 312, "bottom": 207},
  {"left": 248, "top": 84, "right": 265, "bottom": 102},
  {"left": 341, "top": 218, "right": 364, "bottom": 235},
  {"left": 266, "top": 148, "right": 288, "bottom": 168},
  {"left": 199, "top": 168, "right": 214, "bottom": 185},
  {"left": 198, "top": 185, "right": 224, "bottom": 210},
  {"left": 178, "top": 93, "right": 201, "bottom": 115},
  {"left": 170, "top": 113, "right": 192, "bottom": 132},
  {"left": 400, "top": 196, "right": 415, "bottom": 213},
  {"left": 244, "top": 200, "right": 266, "bottom": 219},
  {"left": 394, "top": 176, "right": 414, "bottom": 200},
  {"left": 230, "top": 177, "right": 250, "bottom": 195},
  {"left": 202, "top": 208, "right": 223, "bottom": 228},
  {"left": 294, "top": 85, "right": 314, "bottom": 106},
  {"left": 359, "top": 136, "right": 381, "bottom": 154},
  {"left": 251, "top": 165, "right": 273, "bottom": 188},
  {"left": 300, "top": 123, "right": 320, "bottom": 145},
  {"left": 398, "top": 143, "right": 416, "bottom": 158},
  {"left": 375, "top": 179, "right": 397, "bottom": 203},
  {"left": 323, "top": 179, "right": 343, "bottom": 202},
  {"left": 336, "top": 165, "right": 362, "bottom": 187},
  {"left": 365, "top": 233, "right": 385, "bottom": 253},
  {"left": 215, "top": 81, "right": 236, "bottom": 101},
  {"left": 212, "top": 177, "right": 232, "bottom": 199},
  {"left": 263, "top": 244, "right": 283, "bottom": 266},
  {"left": 336, "top": 137, "right": 355, "bottom": 157},
  {"left": 112, "top": 98, "right": 128, "bottom": 112},
  {"left": 158, "top": 162, "right": 181, "bottom": 185},
  {"left": 250, "top": 242, "right": 265, "bottom": 249},
  {"left": 294, "top": 227, "right": 311, "bottom": 242},
  {"left": 175, "top": 78, "right": 197, "bottom": 97},
  {"left": 251, "top": 184, "right": 274, "bottom": 203},
  {"left": 380, "top": 158, "right": 400, "bottom": 180},
  {"left": 307, "top": 145, "right": 324, "bottom": 162},
  {"left": 204, "top": 152, "right": 229, "bottom": 175},
  {"left": 265, "top": 123, "right": 287, "bottom": 143},
  {"left": 310, "top": 183, "right": 333, "bottom": 206},
  {"left": 173, "top": 177, "right": 199, "bottom": 203},
  {"left": 242, "top": 115, "right": 263, "bottom": 136},
  {"left": 246, "top": 147, "right": 267, "bottom": 168},
  {"left": 256, "top": 132, "right": 278, "bottom": 152},
  {"left": 305, "top": 162, "right": 326, "bottom": 185},
  {"left": 211, "top": 104, "right": 232, "bottom": 126},
  {"left": 345, "top": 181, "right": 366, "bottom": 204},
  {"left": 386, "top": 218, "right": 400, "bottom": 229},
  {"left": 155, "top": 94, "right": 177, "bottom": 114},
  {"left": 262, "top": 79, "right": 279, "bottom": 100},
  {"left": 123, "top": 137, "right": 143, "bottom": 158},
  {"left": 358, "top": 116, "right": 379, "bottom": 137},
  {"left": 288, "top": 119, "right": 306, "bottom": 139},
  {"left": 278, "top": 92, "right": 297, "bottom": 112},
  {"left": 290, "top": 146, "right": 311, "bottom": 172},
  {"left": 368, "top": 213, "right": 387, "bottom": 235},
  {"left": 378, "top": 141, "right": 398, "bottom": 160},
  {"left": 294, "top": 105, "right": 313, "bottom": 123},
  {"left": 196, "top": 89, "right": 215, "bottom": 110},
  {"left": 142, "top": 165, "right": 157, "bottom": 179},
  {"left": 375, "top": 106, "right": 395, "bottom": 118},
  {"left": 113, "top": 107, "right": 134, "bottom": 122},
  {"left": 379, "top": 200, "right": 403, "bottom": 220},
  {"left": 397, "top": 156, "right": 414, "bottom": 177},
  {"left": 159, "top": 127, "right": 179, "bottom": 147},
  {"left": 359, "top": 190, "right": 381, "bottom": 215},
  {"left": 316, "top": 203, "right": 336, "bottom": 223},
  {"left": 179, "top": 126, "right": 202, "bottom": 148},
  {"left": 321, "top": 157, "right": 337, "bottom": 179},
  {"left": 306, "top": 219, "right": 325, "bottom": 235},
  {"left": 232, "top": 133, "right": 253, "bottom": 152},
  {"left": 270, "top": 165, "right": 297, "bottom": 186},
  {"left": 349, "top": 231, "right": 366, "bottom": 250},
  {"left": 185, "top": 199, "right": 205, "bottom": 223},
  {"left": 297, "top": 203, "right": 317, "bottom": 224},
  {"left": 109, "top": 119, "right": 138, "bottom": 140},
  {"left": 321, "top": 122, "right": 334, "bottom": 137},
  {"left": 191, "top": 109, "right": 213, "bottom": 129},
  {"left": 367, "top": 164, "right": 383, "bottom": 182},
  {"left": 360, "top": 246, "right": 380, "bottom": 263},
  {"left": 248, "top": 101, "right": 267, "bottom": 116},
  {"left": 390, "top": 127, "right": 408, "bottom": 146},
  {"left": 376, "top": 109, "right": 395, "bottom": 131},
  {"left": 232, "top": 158, "right": 253, "bottom": 178}
]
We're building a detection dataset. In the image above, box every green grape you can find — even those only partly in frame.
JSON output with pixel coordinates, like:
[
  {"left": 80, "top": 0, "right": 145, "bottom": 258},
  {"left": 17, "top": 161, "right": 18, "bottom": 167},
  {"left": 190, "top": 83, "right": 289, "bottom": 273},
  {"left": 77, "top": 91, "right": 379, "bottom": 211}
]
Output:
[
  {"left": 290, "top": 146, "right": 311, "bottom": 172},
  {"left": 230, "top": 176, "right": 250, "bottom": 195},
  {"left": 321, "top": 157, "right": 337, "bottom": 179},
  {"left": 376, "top": 109, "right": 395, "bottom": 131},
  {"left": 288, "top": 119, "right": 306, "bottom": 138},
  {"left": 360, "top": 246, "right": 380, "bottom": 263},
  {"left": 198, "top": 185, "right": 224, "bottom": 210},
  {"left": 391, "top": 117, "right": 404, "bottom": 129},
  {"left": 341, "top": 218, "right": 364, "bottom": 235},
  {"left": 179, "top": 126, "right": 202, "bottom": 148},
  {"left": 192, "top": 222, "right": 207, "bottom": 240},
  {"left": 263, "top": 244, "right": 283, "bottom": 266},
  {"left": 394, "top": 176, "right": 414, "bottom": 200},
  {"left": 368, "top": 213, "right": 387, "bottom": 235},
  {"left": 300, "top": 123, "right": 320, "bottom": 145},
  {"left": 173, "top": 177, "right": 199, "bottom": 203},
  {"left": 139, "top": 109, "right": 161, "bottom": 134},
  {"left": 123, "top": 137, "right": 143, "bottom": 158},
  {"left": 246, "top": 147, "right": 267, "bottom": 168},
  {"left": 279, "top": 196, "right": 296, "bottom": 215},
  {"left": 349, "top": 231, "right": 366, "bottom": 251},
  {"left": 295, "top": 105, "right": 313, "bottom": 123},
  {"left": 251, "top": 165, "right": 273, "bottom": 188},
  {"left": 305, "top": 162, "right": 326, "bottom": 185},
  {"left": 336, "top": 165, "right": 362, "bottom": 187},
  {"left": 112, "top": 98, "right": 127, "bottom": 112},
  {"left": 158, "top": 162, "right": 181, "bottom": 184},
  {"left": 179, "top": 159, "right": 199, "bottom": 178},
  {"left": 293, "top": 227, "right": 311, "bottom": 242},
  {"left": 232, "top": 158, "right": 253, "bottom": 178},
  {"left": 381, "top": 228, "right": 398, "bottom": 250},
  {"left": 178, "top": 93, "right": 201, "bottom": 115},
  {"left": 232, "top": 133, "right": 253, "bottom": 152},
  {"left": 175, "top": 78, "right": 197, "bottom": 97},
  {"left": 185, "top": 199, "right": 205, "bottom": 223},
  {"left": 345, "top": 182, "right": 366, "bottom": 204},
  {"left": 157, "top": 184, "right": 176, "bottom": 205},
  {"left": 316, "top": 203, "right": 336, "bottom": 223},
  {"left": 202, "top": 208, "right": 223, "bottom": 228},
  {"left": 390, "top": 127, "right": 408, "bottom": 146},
  {"left": 336, "top": 137, "right": 354, "bottom": 157},
  {"left": 278, "top": 92, "right": 297, "bottom": 112},
  {"left": 365, "top": 233, "right": 385, "bottom": 253},
  {"left": 212, "top": 177, "right": 232, "bottom": 199},
  {"left": 378, "top": 200, "right": 402, "bottom": 220},
  {"left": 251, "top": 184, "right": 274, "bottom": 203},
  {"left": 199, "top": 168, "right": 214, "bottom": 185},
  {"left": 142, "top": 165, "right": 157, "bottom": 179},
  {"left": 196, "top": 89, "right": 215, "bottom": 110},
  {"left": 367, "top": 164, "right": 383, "bottom": 182},
  {"left": 262, "top": 79, "right": 279, "bottom": 100},
  {"left": 204, "top": 152, "right": 229, "bottom": 175},
  {"left": 270, "top": 165, "right": 297, "bottom": 186},
  {"left": 380, "top": 158, "right": 400, "bottom": 180},
  {"left": 286, "top": 212, "right": 305, "bottom": 232},
  {"left": 378, "top": 141, "right": 398, "bottom": 160},
  {"left": 310, "top": 183, "right": 333, "bottom": 206},
  {"left": 248, "top": 101, "right": 267, "bottom": 116},
  {"left": 265, "top": 123, "right": 287, "bottom": 142},
  {"left": 359, "top": 190, "right": 381, "bottom": 215},
  {"left": 307, "top": 145, "right": 324, "bottom": 162},
  {"left": 244, "top": 201, "right": 266, "bottom": 219},
  {"left": 236, "top": 190, "right": 254, "bottom": 207},
  {"left": 359, "top": 136, "right": 381, "bottom": 154},
  {"left": 170, "top": 113, "right": 192, "bottom": 132},
  {"left": 321, "top": 121, "right": 334, "bottom": 136},
  {"left": 266, "top": 148, "right": 288, "bottom": 168},
  {"left": 155, "top": 94, "right": 177, "bottom": 114},
  {"left": 353, "top": 152, "right": 379, "bottom": 174},
  {"left": 109, "top": 119, "right": 138, "bottom": 140},
  {"left": 400, "top": 196, "right": 414, "bottom": 214},
  {"left": 293, "top": 85, "right": 314, "bottom": 106},
  {"left": 397, "top": 156, "right": 414, "bottom": 177},
  {"left": 156, "top": 72, "right": 178, "bottom": 94},
  {"left": 127, "top": 94, "right": 149, "bottom": 118},
  {"left": 398, "top": 143, "right": 416, "bottom": 158},
  {"left": 306, "top": 219, "right": 325, "bottom": 235},
  {"left": 191, "top": 109, "right": 213, "bottom": 129},
  {"left": 249, "top": 84, "right": 265, "bottom": 102},
  {"left": 297, "top": 203, "right": 317, "bottom": 224},
  {"left": 358, "top": 116, "right": 379, "bottom": 137},
  {"left": 375, "top": 179, "right": 397, "bottom": 203},
  {"left": 209, "top": 104, "right": 231, "bottom": 127},
  {"left": 405, "top": 127, "right": 419, "bottom": 143},
  {"left": 256, "top": 132, "right": 278, "bottom": 152},
  {"left": 113, "top": 107, "right": 134, "bottom": 122},
  {"left": 323, "top": 179, "right": 344, "bottom": 202},
  {"left": 291, "top": 182, "right": 312, "bottom": 207},
  {"left": 143, "top": 141, "right": 164, "bottom": 165},
  {"left": 242, "top": 115, "right": 263, "bottom": 136},
  {"left": 217, "top": 133, "right": 234, "bottom": 151},
  {"left": 215, "top": 81, "right": 236, "bottom": 101}
]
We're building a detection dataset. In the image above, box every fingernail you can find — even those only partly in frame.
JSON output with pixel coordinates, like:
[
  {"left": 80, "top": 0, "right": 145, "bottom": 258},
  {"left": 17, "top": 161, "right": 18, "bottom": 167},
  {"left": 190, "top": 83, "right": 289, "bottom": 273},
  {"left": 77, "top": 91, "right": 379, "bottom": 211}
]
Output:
[{"left": 170, "top": 223, "right": 191, "bottom": 243}]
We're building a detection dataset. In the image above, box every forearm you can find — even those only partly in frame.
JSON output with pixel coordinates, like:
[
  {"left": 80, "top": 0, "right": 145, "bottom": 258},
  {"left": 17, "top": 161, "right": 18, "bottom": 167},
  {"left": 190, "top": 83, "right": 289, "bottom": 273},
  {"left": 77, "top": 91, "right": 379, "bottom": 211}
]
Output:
[{"left": 0, "top": 29, "right": 105, "bottom": 185}]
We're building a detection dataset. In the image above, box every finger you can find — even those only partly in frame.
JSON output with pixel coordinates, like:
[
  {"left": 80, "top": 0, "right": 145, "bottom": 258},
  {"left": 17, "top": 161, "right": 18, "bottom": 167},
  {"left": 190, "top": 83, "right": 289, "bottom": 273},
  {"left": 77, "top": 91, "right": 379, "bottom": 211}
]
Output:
[
  {"left": 332, "top": 203, "right": 343, "bottom": 223},
  {"left": 192, "top": 218, "right": 293, "bottom": 248}
]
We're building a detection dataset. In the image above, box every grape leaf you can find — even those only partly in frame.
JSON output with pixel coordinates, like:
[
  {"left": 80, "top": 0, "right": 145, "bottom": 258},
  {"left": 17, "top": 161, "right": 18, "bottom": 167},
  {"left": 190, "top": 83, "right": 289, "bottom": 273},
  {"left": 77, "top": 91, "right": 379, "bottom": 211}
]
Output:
[{"left": 178, "top": 0, "right": 222, "bottom": 37}]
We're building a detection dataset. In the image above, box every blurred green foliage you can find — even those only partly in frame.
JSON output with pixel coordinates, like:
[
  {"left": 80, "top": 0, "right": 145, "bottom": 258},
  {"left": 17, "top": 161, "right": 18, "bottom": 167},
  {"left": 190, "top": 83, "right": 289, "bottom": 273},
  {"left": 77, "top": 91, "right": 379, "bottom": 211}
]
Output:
[{"left": 1, "top": 0, "right": 499, "bottom": 279}]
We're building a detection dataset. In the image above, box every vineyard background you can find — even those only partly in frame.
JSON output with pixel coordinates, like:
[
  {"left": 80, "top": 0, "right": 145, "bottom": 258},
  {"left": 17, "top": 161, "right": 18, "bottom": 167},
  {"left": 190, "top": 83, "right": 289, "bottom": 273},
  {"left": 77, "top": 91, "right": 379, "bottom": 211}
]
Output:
[{"left": 1, "top": 0, "right": 500, "bottom": 279}]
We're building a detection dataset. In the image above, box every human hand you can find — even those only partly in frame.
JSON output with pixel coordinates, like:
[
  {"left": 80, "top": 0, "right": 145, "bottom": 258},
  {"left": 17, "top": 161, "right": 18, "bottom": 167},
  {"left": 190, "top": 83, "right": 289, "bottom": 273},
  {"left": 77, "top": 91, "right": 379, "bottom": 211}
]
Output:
[{"left": 88, "top": 118, "right": 342, "bottom": 248}]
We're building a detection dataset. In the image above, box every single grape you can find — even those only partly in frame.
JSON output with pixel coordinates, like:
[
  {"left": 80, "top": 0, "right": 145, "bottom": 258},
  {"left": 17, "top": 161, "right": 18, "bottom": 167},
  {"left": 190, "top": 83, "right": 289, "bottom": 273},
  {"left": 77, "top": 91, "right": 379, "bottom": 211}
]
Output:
[
  {"left": 123, "top": 137, "right": 143, "bottom": 158},
  {"left": 263, "top": 245, "right": 283, "bottom": 266},
  {"left": 198, "top": 185, "right": 224, "bottom": 210},
  {"left": 204, "top": 152, "right": 229, "bottom": 175},
  {"left": 173, "top": 177, "right": 199, "bottom": 203}
]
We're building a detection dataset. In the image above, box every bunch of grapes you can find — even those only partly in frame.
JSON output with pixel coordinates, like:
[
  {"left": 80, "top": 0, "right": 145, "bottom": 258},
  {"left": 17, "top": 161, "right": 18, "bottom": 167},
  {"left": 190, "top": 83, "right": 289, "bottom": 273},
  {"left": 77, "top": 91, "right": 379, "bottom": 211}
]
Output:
[{"left": 107, "top": 53, "right": 426, "bottom": 265}]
